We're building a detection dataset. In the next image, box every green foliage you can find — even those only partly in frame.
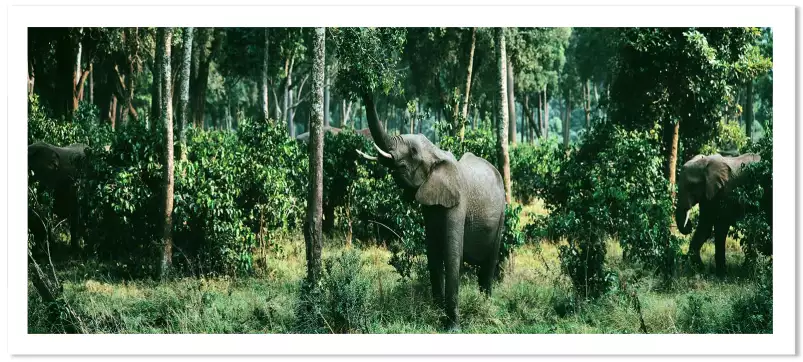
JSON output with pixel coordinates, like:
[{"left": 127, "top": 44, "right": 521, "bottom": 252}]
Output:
[
  {"left": 700, "top": 120, "right": 749, "bottom": 155},
  {"left": 730, "top": 120, "right": 773, "bottom": 262},
  {"left": 532, "top": 122, "right": 682, "bottom": 298},
  {"left": 81, "top": 122, "right": 165, "bottom": 275},
  {"left": 28, "top": 95, "right": 112, "bottom": 148},
  {"left": 295, "top": 249, "right": 372, "bottom": 333},
  {"left": 350, "top": 166, "right": 425, "bottom": 278},
  {"left": 509, "top": 139, "right": 562, "bottom": 204}
]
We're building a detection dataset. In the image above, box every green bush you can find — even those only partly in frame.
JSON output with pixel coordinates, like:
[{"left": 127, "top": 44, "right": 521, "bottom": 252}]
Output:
[
  {"left": 295, "top": 249, "right": 372, "bottom": 333},
  {"left": 730, "top": 120, "right": 773, "bottom": 262},
  {"left": 81, "top": 122, "right": 165, "bottom": 275},
  {"left": 532, "top": 122, "right": 681, "bottom": 298},
  {"left": 509, "top": 139, "right": 562, "bottom": 204},
  {"left": 699, "top": 120, "right": 749, "bottom": 155}
]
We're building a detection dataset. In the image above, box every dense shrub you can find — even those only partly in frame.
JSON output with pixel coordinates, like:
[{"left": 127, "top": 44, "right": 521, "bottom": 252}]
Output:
[
  {"left": 699, "top": 120, "right": 749, "bottom": 155},
  {"left": 295, "top": 249, "right": 372, "bottom": 333},
  {"left": 81, "top": 122, "right": 165, "bottom": 275},
  {"left": 730, "top": 120, "right": 773, "bottom": 263},
  {"left": 28, "top": 95, "right": 112, "bottom": 148},
  {"left": 532, "top": 122, "right": 681, "bottom": 298},
  {"left": 509, "top": 139, "right": 562, "bottom": 204}
]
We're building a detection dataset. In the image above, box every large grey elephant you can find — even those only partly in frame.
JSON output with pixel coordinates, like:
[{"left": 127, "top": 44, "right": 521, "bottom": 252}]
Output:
[
  {"left": 356, "top": 95, "right": 506, "bottom": 331},
  {"left": 675, "top": 153, "right": 761, "bottom": 276},
  {"left": 28, "top": 141, "right": 89, "bottom": 253}
]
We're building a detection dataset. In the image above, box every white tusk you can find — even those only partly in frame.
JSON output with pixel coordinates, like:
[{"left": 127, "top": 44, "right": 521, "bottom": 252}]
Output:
[
  {"left": 684, "top": 209, "right": 691, "bottom": 228},
  {"left": 355, "top": 149, "right": 378, "bottom": 161},
  {"left": 373, "top": 142, "right": 393, "bottom": 159}
]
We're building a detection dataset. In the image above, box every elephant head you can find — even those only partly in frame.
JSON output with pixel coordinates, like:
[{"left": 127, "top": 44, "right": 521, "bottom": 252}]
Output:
[
  {"left": 675, "top": 153, "right": 761, "bottom": 234},
  {"left": 28, "top": 142, "right": 88, "bottom": 188},
  {"left": 355, "top": 94, "right": 462, "bottom": 208}
]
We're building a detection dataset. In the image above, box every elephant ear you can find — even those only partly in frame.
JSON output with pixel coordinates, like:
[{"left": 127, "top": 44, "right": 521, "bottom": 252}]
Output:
[
  {"left": 705, "top": 158, "right": 731, "bottom": 200},
  {"left": 415, "top": 161, "right": 461, "bottom": 208},
  {"left": 29, "top": 145, "right": 60, "bottom": 174}
]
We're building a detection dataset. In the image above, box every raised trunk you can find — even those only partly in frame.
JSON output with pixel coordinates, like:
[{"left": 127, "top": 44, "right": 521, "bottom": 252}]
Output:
[
  {"left": 496, "top": 28, "right": 512, "bottom": 204},
  {"left": 159, "top": 28, "right": 175, "bottom": 280},
  {"left": 363, "top": 93, "right": 390, "bottom": 152},
  {"left": 178, "top": 27, "right": 194, "bottom": 161},
  {"left": 507, "top": 59, "right": 516, "bottom": 145},
  {"left": 459, "top": 27, "right": 477, "bottom": 142},
  {"left": 745, "top": 80, "right": 754, "bottom": 141}
]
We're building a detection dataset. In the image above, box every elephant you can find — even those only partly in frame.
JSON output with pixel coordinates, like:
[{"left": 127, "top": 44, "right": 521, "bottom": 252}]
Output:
[
  {"left": 28, "top": 141, "right": 89, "bottom": 254},
  {"left": 675, "top": 153, "right": 761, "bottom": 276},
  {"left": 356, "top": 94, "right": 506, "bottom": 331}
]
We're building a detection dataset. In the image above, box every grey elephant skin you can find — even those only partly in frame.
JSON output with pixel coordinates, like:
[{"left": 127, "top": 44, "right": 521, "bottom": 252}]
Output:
[
  {"left": 357, "top": 94, "right": 506, "bottom": 331},
  {"left": 28, "top": 141, "right": 89, "bottom": 253},
  {"left": 675, "top": 153, "right": 761, "bottom": 276}
]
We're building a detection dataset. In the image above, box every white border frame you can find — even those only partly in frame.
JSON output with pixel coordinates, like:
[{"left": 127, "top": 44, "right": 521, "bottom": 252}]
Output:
[{"left": 5, "top": 3, "right": 796, "bottom": 356}]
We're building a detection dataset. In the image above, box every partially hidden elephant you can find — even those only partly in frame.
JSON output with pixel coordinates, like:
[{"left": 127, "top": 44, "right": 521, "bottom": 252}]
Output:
[
  {"left": 675, "top": 153, "right": 761, "bottom": 276},
  {"left": 356, "top": 94, "right": 506, "bottom": 331},
  {"left": 28, "top": 141, "right": 89, "bottom": 253}
]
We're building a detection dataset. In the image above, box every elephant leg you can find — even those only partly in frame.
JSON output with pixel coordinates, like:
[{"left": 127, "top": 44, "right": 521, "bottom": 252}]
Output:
[
  {"left": 713, "top": 221, "right": 729, "bottom": 277},
  {"left": 442, "top": 215, "right": 465, "bottom": 331},
  {"left": 425, "top": 236, "right": 445, "bottom": 308},
  {"left": 478, "top": 263, "right": 495, "bottom": 296},
  {"left": 688, "top": 216, "right": 713, "bottom": 267}
]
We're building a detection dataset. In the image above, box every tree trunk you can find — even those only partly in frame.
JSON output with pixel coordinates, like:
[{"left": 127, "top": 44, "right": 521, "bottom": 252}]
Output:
[
  {"left": 110, "top": 95, "right": 117, "bottom": 130},
  {"left": 260, "top": 28, "right": 270, "bottom": 120},
  {"left": 665, "top": 120, "right": 680, "bottom": 200},
  {"left": 507, "top": 59, "right": 516, "bottom": 145},
  {"left": 745, "top": 80, "right": 754, "bottom": 141},
  {"left": 192, "top": 28, "right": 223, "bottom": 129},
  {"left": 177, "top": 27, "right": 193, "bottom": 161},
  {"left": 495, "top": 28, "right": 512, "bottom": 204},
  {"left": 543, "top": 86, "right": 549, "bottom": 139},
  {"left": 152, "top": 31, "right": 164, "bottom": 124},
  {"left": 324, "top": 67, "right": 330, "bottom": 127},
  {"left": 564, "top": 91, "right": 571, "bottom": 149},
  {"left": 459, "top": 27, "right": 477, "bottom": 142},
  {"left": 88, "top": 63, "right": 93, "bottom": 104},
  {"left": 584, "top": 79, "right": 591, "bottom": 129},
  {"left": 305, "top": 28, "right": 326, "bottom": 282},
  {"left": 159, "top": 28, "right": 175, "bottom": 280}
]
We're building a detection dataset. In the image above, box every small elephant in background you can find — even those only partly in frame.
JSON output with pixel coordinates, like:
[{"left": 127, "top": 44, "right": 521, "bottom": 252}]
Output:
[
  {"left": 674, "top": 153, "right": 761, "bottom": 276},
  {"left": 28, "top": 141, "right": 89, "bottom": 253}
]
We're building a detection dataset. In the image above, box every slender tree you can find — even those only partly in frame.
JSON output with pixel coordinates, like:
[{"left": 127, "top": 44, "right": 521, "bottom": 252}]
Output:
[
  {"left": 745, "top": 80, "right": 754, "bottom": 141},
  {"left": 304, "top": 27, "right": 326, "bottom": 283},
  {"left": 177, "top": 27, "right": 193, "bottom": 161},
  {"left": 458, "top": 27, "right": 477, "bottom": 142},
  {"left": 507, "top": 59, "right": 516, "bottom": 145},
  {"left": 159, "top": 28, "right": 175, "bottom": 280},
  {"left": 495, "top": 28, "right": 512, "bottom": 203},
  {"left": 260, "top": 28, "right": 270, "bottom": 120},
  {"left": 152, "top": 29, "right": 164, "bottom": 123}
]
